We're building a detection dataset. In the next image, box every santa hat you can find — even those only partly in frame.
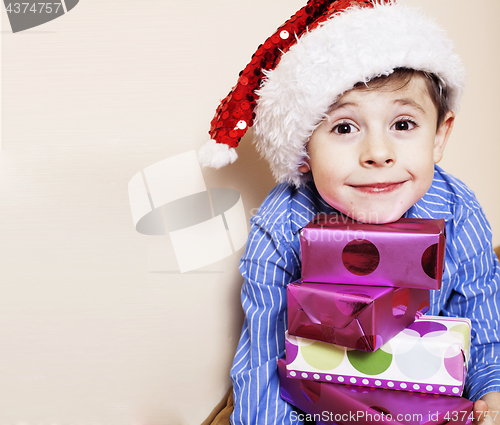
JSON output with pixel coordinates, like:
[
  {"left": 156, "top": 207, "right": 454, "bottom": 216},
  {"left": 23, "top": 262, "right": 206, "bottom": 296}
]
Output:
[{"left": 197, "top": 0, "right": 465, "bottom": 188}]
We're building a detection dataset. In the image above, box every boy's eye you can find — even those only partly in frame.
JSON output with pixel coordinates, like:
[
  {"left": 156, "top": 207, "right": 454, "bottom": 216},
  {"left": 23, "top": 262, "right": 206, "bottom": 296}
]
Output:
[
  {"left": 392, "top": 120, "right": 416, "bottom": 131},
  {"left": 332, "top": 123, "right": 358, "bottom": 134}
]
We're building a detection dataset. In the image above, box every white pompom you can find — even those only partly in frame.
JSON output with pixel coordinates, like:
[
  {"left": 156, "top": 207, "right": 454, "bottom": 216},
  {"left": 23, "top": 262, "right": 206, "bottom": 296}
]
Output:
[{"left": 197, "top": 139, "right": 238, "bottom": 169}]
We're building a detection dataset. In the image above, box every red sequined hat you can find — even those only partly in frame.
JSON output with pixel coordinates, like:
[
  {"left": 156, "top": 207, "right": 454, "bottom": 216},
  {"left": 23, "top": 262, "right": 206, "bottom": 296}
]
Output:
[{"left": 198, "top": 0, "right": 465, "bottom": 187}]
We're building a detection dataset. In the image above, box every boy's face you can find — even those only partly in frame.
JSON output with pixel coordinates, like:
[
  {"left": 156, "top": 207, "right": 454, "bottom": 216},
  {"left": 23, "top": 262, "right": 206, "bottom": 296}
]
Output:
[{"left": 300, "top": 75, "right": 455, "bottom": 224}]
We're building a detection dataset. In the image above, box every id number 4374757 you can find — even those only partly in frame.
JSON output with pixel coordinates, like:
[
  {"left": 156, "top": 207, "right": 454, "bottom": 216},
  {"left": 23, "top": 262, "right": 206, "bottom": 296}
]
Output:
[
  {"left": 5, "top": 2, "right": 62, "bottom": 14},
  {"left": 445, "top": 410, "right": 499, "bottom": 422}
]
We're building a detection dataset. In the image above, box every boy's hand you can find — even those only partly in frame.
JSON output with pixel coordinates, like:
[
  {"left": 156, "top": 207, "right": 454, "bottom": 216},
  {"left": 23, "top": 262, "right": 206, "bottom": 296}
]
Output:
[{"left": 474, "top": 392, "right": 500, "bottom": 424}]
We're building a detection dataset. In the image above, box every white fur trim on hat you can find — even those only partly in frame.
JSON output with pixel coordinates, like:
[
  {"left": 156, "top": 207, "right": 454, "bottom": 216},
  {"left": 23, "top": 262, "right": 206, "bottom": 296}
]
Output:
[
  {"left": 254, "top": 2, "right": 466, "bottom": 188},
  {"left": 198, "top": 139, "right": 238, "bottom": 168}
]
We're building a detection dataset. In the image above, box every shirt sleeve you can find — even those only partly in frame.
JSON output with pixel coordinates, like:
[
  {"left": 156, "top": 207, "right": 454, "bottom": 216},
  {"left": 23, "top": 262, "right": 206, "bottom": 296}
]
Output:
[
  {"left": 230, "top": 215, "right": 302, "bottom": 425},
  {"left": 440, "top": 204, "right": 500, "bottom": 401}
]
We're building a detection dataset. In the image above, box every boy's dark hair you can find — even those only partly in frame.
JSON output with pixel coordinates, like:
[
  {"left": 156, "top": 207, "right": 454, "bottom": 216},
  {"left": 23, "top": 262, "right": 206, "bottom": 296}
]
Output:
[{"left": 355, "top": 68, "right": 451, "bottom": 128}]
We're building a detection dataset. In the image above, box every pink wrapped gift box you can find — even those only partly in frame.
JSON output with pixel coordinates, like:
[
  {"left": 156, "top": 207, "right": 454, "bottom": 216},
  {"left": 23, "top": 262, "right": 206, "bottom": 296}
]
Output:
[
  {"left": 278, "top": 359, "right": 473, "bottom": 425},
  {"left": 300, "top": 216, "right": 446, "bottom": 290},
  {"left": 287, "top": 280, "right": 429, "bottom": 352},
  {"left": 286, "top": 316, "right": 471, "bottom": 396}
]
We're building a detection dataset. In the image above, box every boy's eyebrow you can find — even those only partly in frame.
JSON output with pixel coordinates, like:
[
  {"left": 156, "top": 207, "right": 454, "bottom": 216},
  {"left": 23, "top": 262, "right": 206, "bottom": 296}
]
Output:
[
  {"left": 394, "top": 98, "right": 426, "bottom": 114},
  {"left": 327, "top": 99, "right": 427, "bottom": 114},
  {"left": 327, "top": 101, "right": 357, "bottom": 113}
]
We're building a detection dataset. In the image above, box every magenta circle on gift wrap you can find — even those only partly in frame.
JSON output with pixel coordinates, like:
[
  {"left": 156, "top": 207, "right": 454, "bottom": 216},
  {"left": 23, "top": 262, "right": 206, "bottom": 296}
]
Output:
[
  {"left": 392, "top": 288, "right": 410, "bottom": 318},
  {"left": 444, "top": 349, "right": 465, "bottom": 381},
  {"left": 286, "top": 339, "right": 299, "bottom": 364},
  {"left": 422, "top": 243, "right": 439, "bottom": 279},
  {"left": 406, "top": 320, "right": 447, "bottom": 337},
  {"left": 342, "top": 239, "right": 380, "bottom": 276}
]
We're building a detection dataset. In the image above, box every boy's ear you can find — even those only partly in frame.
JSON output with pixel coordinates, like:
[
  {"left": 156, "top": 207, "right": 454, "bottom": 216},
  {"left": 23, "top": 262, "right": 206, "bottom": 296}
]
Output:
[
  {"left": 433, "top": 111, "right": 455, "bottom": 164},
  {"left": 298, "top": 159, "right": 311, "bottom": 173}
]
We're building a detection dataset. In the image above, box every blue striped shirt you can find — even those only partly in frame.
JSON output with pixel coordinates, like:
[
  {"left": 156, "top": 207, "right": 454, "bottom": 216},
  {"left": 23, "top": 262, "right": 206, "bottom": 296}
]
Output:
[{"left": 230, "top": 165, "right": 500, "bottom": 425}]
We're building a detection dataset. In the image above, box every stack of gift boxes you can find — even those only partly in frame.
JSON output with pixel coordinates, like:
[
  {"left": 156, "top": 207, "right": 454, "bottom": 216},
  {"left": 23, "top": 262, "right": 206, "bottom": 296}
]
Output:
[{"left": 278, "top": 215, "right": 474, "bottom": 425}]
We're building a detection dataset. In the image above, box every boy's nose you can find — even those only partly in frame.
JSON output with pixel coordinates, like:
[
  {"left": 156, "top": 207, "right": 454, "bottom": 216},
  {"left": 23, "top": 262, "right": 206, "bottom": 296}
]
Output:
[{"left": 360, "top": 138, "right": 395, "bottom": 167}]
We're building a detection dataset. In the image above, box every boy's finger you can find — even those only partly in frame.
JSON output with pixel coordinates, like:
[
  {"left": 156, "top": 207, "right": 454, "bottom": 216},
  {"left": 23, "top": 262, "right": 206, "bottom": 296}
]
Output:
[{"left": 474, "top": 399, "right": 489, "bottom": 423}]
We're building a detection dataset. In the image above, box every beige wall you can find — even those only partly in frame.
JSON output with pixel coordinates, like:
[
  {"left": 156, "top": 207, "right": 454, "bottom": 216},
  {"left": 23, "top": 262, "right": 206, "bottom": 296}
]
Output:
[{"left": 1, "top": 1, "right": 499, "bottom": 424}]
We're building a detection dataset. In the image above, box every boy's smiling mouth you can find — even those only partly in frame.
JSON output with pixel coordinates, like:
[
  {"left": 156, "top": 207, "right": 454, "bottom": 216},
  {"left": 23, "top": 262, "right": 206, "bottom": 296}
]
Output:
[{"left": 349, "top": 181, "right": 405, "bottom": 194}]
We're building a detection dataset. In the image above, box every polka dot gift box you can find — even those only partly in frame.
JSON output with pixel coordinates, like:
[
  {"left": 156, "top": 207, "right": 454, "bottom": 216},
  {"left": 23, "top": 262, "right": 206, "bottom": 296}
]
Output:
[
  {"left": 287, "top": 281, "right": 430, "bottom": 352},
  {"left": 278, "top": 359, "right": 474, "bottom": 425},
  {"left": 300, "top": 216, "right": 446, "bottom": 290},
  {"left": 285, "top": 315, "right": 471, "bottom": 397}
]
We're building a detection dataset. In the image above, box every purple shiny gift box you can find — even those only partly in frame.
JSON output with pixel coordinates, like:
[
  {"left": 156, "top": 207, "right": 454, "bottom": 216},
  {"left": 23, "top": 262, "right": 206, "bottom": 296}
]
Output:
[
  {"left": 278, "top": 359, "right": 473, "bottom": 425},
  {"left": 300, "top": 216, "right": 446, "bottom": 290},
  {"left": 287, "top": 280, "right": 429, "bottom": 352}
]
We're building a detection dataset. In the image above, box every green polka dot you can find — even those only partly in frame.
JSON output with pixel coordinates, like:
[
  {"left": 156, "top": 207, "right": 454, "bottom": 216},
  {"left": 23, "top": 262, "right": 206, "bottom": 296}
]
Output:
[
  {"left": 301, "top": 341, "right": 345, "bottom": 371},
  {"left": 347, "top": 348, "right": 393, "bottom": 375},
  {"left": 450, "top": 324, "right": 470, "bottom": 351}
]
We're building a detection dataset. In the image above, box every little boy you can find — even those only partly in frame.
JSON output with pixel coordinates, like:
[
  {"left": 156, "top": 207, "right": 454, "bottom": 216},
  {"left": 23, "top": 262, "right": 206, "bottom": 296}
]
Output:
[{"left": 198, "top": 1, "right": 500, "bottom": 424}]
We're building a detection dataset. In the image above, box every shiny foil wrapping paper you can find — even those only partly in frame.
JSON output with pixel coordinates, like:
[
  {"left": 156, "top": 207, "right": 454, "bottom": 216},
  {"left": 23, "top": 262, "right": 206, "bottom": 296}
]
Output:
[
  {"left": 285, "top": 316, "right": 471, "bottom": 396},
  {"left": 278, "top": 359, "right": 473, "bottom": 425},
  {"left": 300, "top": 216, "right": 446, "bottom": 289},
  {"left": 287, "top": 280, "right": 430, "bottom": 352}
]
